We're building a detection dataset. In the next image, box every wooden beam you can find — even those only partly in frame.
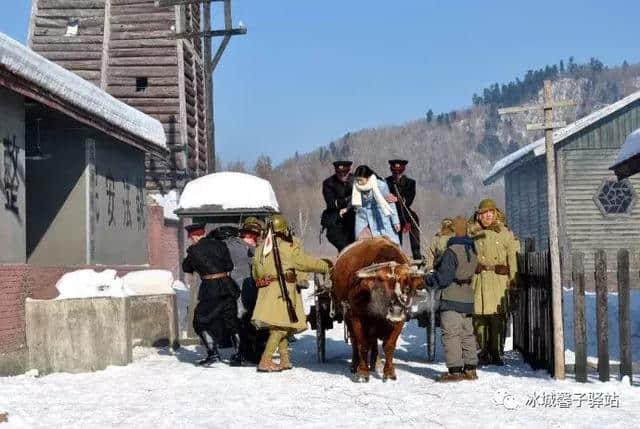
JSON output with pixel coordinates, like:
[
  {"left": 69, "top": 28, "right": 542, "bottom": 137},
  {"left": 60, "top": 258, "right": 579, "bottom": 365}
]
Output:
[
  {"left": 572, "top": 252, "right": 587, "bottom": 382},
  {"left": 169, "top": 27, "right": 247, "bottom": 39},
  {"left": 594, "top": 249, "right": 609, "bottom": 382},
  {"left": 526, "top": 121, "right": 566, "bottom": 131},
  {"left": 100, "top": 0, "right": 111, "bottom": 90},
  {"left": 617, "top": 249, "right": 632, "bottom": 383}
]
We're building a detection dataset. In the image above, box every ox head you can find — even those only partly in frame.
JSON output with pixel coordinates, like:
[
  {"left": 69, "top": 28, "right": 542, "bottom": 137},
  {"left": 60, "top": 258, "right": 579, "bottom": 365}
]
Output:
[{"left": 356, "top": 261, "right": 424, "bottom": 322}]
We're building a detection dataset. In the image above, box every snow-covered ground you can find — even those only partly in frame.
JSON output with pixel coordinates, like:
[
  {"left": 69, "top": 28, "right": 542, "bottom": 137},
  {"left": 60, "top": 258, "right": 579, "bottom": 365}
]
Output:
[{"left": 1, "top": 321, "right": 638, "bottom": 429}]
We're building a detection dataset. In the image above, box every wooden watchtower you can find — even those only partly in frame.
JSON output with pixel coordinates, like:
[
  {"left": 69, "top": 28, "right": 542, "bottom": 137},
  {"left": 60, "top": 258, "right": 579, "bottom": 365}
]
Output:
[{"left": 28, "top": 0, "right": 209, "bottom": 191}]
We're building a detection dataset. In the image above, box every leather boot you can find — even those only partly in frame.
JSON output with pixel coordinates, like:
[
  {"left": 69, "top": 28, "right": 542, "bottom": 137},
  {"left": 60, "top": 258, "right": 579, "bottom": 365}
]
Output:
[
  {"left": 463, "top": 365, "right": 479, "bottom": 381},
  {"left": 279, "top": 350, "right": 293, "bottom": 370},
  {"left": 437, "top": 367, "right": 464, "bottom": 383},
  {"left": 197, "top": 331, "right": 221, "bottom": 366},
  {"left": 257, "top": 355, "right": 282, "bottom": 373},
  {"left": 229, "top": 333, "right": 243, "bottom": 367}
]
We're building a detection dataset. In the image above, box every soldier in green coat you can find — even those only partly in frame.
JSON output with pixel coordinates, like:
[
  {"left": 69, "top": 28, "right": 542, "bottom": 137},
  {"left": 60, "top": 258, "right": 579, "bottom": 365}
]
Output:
[
  {"left": 425, "top": 218, "right": 454, "bottom": 270},
  {"left": 252, "top": 214, "right": 331, "bottom": 372},
  {"left": 469, "top": 199, "right": 520, "bottom": 366}
]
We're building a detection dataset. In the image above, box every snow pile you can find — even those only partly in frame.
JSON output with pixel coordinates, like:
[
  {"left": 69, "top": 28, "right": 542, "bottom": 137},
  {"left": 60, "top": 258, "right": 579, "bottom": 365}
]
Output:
[
  {"left": 149, "top": 190, "right": 180, "bottom": 221},
  {"left": 121, "top": 270, "right": 175, "bottom": 296},
  {"left": 55, "top": 269, "right": 179, "bottom": 299},
  {"left": 0, "top": 33, "right": 166, "bottom": 150},
  {"left": 178, "top": 172, "right": 279, "bottom": 211},
  {"left": 55, "top": 269, "right": 132, "bottom": 299},
  {"left": 563, "top": 289, "right": 640, "bottom": 362},
  {"left": 172, "top": 280, "right": 190, "bottom": 338}
]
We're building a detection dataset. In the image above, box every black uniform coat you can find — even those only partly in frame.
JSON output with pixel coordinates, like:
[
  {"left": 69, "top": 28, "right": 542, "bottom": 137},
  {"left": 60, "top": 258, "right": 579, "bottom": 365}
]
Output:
[
  {"left": 182, "top": 237, "right": 241, "bottom": 345},
  {"left": 321, "top": 174, "right": 355, "bottom": 251},
  {"left": 385, "top": 174, "right": 417, "bottom": 226}
]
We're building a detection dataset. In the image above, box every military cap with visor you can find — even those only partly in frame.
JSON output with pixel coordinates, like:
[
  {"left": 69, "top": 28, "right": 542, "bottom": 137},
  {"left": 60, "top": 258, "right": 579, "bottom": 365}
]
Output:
[
  {"left": 332, "top": 160, "right": 353, "bottom": 172},
  {"left": 184, "top": 222, "right": 206, "bottom": 237}
]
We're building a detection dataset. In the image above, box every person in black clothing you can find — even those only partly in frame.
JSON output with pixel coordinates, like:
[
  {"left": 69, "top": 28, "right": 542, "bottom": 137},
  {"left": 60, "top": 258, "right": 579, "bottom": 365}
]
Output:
[
  {"left": 386, "top": 159, "right": 421, "bottom": 259},
  {"left": 321, "top": 160, "right": 356, "bottom": 252},
  {"left": 182, "top": 223, "right": 242, "bottom": 367}
]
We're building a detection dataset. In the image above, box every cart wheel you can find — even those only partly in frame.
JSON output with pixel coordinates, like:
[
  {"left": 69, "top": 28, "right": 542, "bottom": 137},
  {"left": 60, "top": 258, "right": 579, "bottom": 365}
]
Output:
[{"left": 315, "top": 286, "right": 326, "bottom": 363}]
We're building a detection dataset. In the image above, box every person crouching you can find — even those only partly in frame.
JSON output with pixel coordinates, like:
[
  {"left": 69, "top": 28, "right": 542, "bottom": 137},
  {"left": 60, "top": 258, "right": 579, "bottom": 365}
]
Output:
[{"left": 424, "top": 216, "right": 479, "bottom": 382}]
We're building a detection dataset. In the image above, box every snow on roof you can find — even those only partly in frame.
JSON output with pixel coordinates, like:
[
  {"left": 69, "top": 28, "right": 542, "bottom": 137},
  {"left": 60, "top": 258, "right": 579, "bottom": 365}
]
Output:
[
  {"left": 484, "top": 89, "right": 640, "bottom": 184},
  {"left": 0, "top": 33, "right": 166, "bottom": 150},
  {"left": 611, "top": 128, "right": 640, "bottom": 172},
  {"left": 177, "top": 172, "right": 280, "bottom": 212}
]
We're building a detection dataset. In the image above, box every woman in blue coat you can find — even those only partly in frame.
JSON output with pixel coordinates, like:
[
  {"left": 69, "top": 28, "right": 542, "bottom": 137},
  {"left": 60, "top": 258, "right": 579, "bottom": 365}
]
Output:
[{"left": 351, "top": 165, "right": 401, "bottom": 244}]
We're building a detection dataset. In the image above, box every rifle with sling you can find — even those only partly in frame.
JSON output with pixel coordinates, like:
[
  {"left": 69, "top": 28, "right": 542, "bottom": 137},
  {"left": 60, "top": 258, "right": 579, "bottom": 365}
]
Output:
[{"left": 270, "top": 224, "right": 299, "bottom": 323}]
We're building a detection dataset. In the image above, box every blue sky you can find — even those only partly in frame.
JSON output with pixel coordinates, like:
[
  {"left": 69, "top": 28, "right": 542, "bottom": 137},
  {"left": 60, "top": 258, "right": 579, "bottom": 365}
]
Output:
[{"left": 3, "top": 1, "right": 639, "bottom": 166}]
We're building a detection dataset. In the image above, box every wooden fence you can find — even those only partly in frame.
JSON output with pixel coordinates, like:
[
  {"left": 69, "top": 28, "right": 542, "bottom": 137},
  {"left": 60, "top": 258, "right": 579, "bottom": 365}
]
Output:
[
  {"left": 571, "top": 249, "right": 633, "bottom": 383},
  {"left": 509, "top": 248, "right": 555, "bottom": 375},
  {"left": 509, "top": 240, "right": 634, "bottom": 383}
]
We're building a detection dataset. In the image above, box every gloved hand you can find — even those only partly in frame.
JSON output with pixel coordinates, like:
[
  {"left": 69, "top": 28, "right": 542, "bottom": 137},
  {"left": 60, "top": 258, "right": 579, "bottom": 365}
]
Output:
[{"left": 402, "top": 223, "right": 411, "bottom": 233}]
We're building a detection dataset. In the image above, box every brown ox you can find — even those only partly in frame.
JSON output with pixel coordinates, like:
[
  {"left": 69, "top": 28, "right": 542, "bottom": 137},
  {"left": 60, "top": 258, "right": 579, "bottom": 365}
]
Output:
[{"left": 331, "top": 237, "right": 424, "bottom": 382}]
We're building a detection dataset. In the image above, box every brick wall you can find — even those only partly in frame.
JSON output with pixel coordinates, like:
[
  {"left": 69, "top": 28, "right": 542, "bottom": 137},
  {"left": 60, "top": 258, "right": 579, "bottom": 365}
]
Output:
[
  {"left": 0, "top": 265, "right": 28, "bottom": 355},
  {"left": 147, "top": 205, "right": 184, "bottom": 280},
  {"left": 1, "top": 206, "right": 184, "bottom": 373}
]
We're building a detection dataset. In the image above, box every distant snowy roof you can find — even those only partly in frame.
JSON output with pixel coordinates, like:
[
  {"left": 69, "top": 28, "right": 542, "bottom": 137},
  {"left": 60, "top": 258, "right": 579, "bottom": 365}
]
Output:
[
  {"left": 177, "top": 172, "right": 279, "bottom": 213},
  {"left": 611, "top": 128, "right": 640, "bottom": 179},
  {"left": 0, "top": 32, "right": 166, "bottom": 153},
  {"left": 484, "top": 89, "right": 640, "bottom": 184}
]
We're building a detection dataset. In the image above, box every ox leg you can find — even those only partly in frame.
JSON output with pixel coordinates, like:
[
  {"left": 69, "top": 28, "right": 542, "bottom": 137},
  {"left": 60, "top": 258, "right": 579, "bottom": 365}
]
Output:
[
  {"left": 350, "top": 318, "right": 370, "bottom": 382},
  {"left": 382, "top": 323, "right": 403, "bottom": 381},
  {"left": 346, "top": 317, "right": 358, "bottom": 374},
  {"left": 368, "top": 339, "right": 378, "bottom": 372}
]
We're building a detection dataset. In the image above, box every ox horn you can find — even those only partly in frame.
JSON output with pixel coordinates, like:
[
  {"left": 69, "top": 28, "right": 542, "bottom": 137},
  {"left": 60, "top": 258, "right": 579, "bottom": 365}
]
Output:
[{"left": 356, "top": 269, "right": 378, "bottom": 279}]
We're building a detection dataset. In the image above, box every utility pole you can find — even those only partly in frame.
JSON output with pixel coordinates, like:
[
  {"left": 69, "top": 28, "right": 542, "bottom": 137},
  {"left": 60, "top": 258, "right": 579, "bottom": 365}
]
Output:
[
  {"left": 498, "top": 80, "right": 575, "bottom": 380},
  {"left": 156, "top": 0, "right": 247, "bottom": 173}
]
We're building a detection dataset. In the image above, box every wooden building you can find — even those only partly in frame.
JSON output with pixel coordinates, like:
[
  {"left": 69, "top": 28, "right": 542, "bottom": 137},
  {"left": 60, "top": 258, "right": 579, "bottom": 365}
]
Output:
[
  {"left": 485, "top": 90, "right": 640, "bottom": 282},
  {"left": 27, "top": 0, "right": 208, "bottom": 191},
  {"left": 0, "top": 32, "right": 167, "bottom": 266}
]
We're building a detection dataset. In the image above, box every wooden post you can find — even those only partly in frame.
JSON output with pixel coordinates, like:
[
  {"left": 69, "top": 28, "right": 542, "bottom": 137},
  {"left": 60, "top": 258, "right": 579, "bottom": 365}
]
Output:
[
  {"left": 594, "top": 249, "right": 609, "bottom": 382},
  {"left": 202, "top": 0, "right": 215, "bottom": 173},
  {"left": 617, "top": 249, "right": 632, "bottom": 383},
  {"left": 572, "top": 252, "right": 587, "bottom": 382},
  {"left": 543, "top": 80, "right": 565, "bottom": 379},
  {"left": 498, "top": 82, "right": 574, "bottom": 379}
]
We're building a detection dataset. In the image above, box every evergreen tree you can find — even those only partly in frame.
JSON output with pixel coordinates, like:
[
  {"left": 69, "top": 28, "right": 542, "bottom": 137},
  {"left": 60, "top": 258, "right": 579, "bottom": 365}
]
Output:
[
  {"left": 426, "top": 109, "right": 434, "bottom": 122},
  {"left": 559, "top": 59, "right": 565, "bottom": 73}
]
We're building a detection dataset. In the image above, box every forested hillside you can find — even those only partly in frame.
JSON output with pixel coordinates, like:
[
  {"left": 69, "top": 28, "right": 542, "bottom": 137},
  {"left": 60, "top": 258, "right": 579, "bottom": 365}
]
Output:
[{"left": 220, "top": 58, "right": 640, "bottom": 254}]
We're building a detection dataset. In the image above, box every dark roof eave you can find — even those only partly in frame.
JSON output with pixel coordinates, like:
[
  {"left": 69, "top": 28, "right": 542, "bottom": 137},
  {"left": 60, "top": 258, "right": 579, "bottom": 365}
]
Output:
[{"left": 0, "top": 66, "right": 169, "bottom": 159}]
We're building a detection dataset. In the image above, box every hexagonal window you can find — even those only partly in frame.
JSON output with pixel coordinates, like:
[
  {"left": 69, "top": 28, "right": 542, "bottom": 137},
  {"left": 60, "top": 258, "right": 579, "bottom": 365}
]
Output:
[{"left": 593, "top": 178, "right": 637, "bottom": 217}]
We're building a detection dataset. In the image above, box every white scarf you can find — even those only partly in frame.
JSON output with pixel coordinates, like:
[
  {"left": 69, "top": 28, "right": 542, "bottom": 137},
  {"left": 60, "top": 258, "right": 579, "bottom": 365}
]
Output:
[{"left": 352, "top": 176, "right": 393, "bottom": 217}]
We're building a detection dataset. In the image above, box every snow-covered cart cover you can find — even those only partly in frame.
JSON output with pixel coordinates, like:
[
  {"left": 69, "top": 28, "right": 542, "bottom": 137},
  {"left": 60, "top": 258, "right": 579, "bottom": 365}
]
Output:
[{"left": 174, "top": 172, "right": 279, "bottom": 221}]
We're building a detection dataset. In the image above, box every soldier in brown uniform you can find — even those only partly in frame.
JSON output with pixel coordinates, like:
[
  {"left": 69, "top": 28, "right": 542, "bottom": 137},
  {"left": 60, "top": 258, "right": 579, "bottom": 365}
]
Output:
[
  {"left": 469, "top": 199, "right": 519, "bottom": 366},
  {"left": 425, "top": 218, "right": 454, "bottom": 270},
  {"left": 252, "top": 215, "right": 331, "bottom": 372}
]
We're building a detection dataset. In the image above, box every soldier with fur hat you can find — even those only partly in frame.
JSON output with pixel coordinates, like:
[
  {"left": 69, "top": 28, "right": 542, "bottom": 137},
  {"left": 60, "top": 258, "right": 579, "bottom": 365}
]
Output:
[
  {"left": 469, "top": 199, "right": 520, "bottom": 366},
  {"left": 425, "top": 218, "right": 455, "bottom": 270}
]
